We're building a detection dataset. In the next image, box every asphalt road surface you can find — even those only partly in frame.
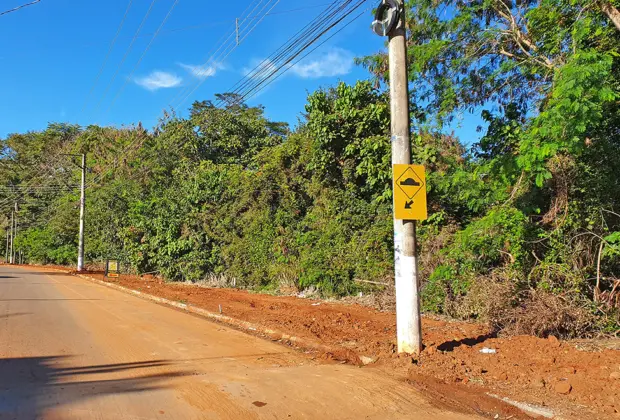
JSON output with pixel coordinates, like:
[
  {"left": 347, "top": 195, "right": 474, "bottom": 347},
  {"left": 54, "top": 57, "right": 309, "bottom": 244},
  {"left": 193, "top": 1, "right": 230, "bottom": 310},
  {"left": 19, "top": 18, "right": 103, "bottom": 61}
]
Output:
[{"left": 0, "top": 265, "right": 480, "bottom": 419}]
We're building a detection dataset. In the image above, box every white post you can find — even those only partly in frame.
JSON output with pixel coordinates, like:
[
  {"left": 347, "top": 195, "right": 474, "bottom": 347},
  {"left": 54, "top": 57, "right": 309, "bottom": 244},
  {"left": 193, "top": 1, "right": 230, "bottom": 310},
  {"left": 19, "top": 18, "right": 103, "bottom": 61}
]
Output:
[
  {"left": 389, "top": 1, "right": 422, "bottom": 355},
  {"left": 77, "top": 153, "right": 86, "bottom": 272},
  {"left": 9, "top": 209, "right": 14, "bottom": 264}
]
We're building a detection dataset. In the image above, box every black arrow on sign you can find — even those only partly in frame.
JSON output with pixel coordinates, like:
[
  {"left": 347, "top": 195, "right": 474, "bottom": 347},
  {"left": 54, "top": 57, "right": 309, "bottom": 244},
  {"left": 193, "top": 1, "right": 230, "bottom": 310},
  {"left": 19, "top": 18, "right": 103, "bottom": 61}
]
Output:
[{"left": 405, "top": 200, "right": 414, "bottom": 209}]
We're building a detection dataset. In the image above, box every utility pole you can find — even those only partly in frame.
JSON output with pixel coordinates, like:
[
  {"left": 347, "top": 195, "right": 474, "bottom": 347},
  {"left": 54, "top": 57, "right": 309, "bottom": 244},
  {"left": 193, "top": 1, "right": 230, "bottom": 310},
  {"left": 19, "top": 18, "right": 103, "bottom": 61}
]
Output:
[
  {"left": 5, "top": 227, "right": 8, "bottom": 263},
  {"left": 13, "top": 202, "right": 18, "bottom": 265},
  {"left": 236, "top": 18, "right": 239, "bottom": 45},
  {"left": 77, "top": 153, "right": 86, "bottom": 272},
  {"left": 9, "top": 203, "right": 15, "bottom": 264},
  {"left": 373, "top": 0, "right": 422, "bottom": 355},
  {"left": 60, "top": 152, "right": 88, "bottom": 272}
]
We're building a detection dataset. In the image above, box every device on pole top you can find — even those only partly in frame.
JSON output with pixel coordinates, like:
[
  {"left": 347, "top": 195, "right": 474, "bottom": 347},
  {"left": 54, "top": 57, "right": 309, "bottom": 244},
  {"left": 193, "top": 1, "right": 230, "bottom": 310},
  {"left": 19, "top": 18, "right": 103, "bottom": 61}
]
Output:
[
  {"left": 372, "top": 0, "right": 400, "bottom": 37},
  {"left": 393, "top": 164, "right": 428, "bottom": 220}
]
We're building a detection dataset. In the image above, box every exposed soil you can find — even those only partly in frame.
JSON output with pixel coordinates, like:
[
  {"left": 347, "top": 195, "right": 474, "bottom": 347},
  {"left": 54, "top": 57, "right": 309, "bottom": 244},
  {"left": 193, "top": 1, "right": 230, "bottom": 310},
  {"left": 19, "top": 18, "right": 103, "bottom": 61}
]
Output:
[{"left": 34, "top": 266, "right": 620, "bottom": 419}]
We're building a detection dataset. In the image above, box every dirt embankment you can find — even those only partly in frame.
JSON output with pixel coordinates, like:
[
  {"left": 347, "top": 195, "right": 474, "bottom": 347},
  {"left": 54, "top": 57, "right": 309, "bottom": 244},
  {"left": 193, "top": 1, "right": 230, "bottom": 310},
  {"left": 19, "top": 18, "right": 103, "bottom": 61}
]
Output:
[{"left": 37, "top": 266, "right": 620, "bottom": 419}]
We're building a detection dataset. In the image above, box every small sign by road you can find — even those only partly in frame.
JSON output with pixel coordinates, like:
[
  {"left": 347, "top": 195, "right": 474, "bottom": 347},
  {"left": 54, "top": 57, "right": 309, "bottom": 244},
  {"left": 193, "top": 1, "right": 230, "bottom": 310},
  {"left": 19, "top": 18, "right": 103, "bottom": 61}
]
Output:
[{"left": 105, "top": 259, "right": 120, "bottom": 278}]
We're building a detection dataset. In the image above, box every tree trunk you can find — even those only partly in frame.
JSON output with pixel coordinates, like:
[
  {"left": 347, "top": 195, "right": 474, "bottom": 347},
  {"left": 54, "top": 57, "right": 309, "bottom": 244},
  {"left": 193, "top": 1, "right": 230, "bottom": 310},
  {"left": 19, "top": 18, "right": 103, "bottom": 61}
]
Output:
[{"left": 602, "top": 2, "right": 620, "bottom": 32}]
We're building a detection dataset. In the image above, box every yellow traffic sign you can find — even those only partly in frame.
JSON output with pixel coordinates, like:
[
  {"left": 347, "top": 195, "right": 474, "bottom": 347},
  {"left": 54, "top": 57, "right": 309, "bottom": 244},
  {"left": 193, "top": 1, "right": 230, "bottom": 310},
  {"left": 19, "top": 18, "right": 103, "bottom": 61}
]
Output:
[
  {"left": 105, "top": 259, "right": 120, "bottom": 278},
  {"left": 393, "top": 164, "right": 427, "bottom": 220}
]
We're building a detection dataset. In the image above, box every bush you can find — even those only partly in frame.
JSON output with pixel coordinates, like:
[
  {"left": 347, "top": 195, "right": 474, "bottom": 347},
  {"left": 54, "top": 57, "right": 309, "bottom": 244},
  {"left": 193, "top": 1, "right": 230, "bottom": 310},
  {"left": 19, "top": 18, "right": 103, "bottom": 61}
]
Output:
[
  {"left": 444, "top": 271, "right": 518, "bottom": 322},
  {"left": 495, "top": 289, "right": 596, "bottom": 339}
]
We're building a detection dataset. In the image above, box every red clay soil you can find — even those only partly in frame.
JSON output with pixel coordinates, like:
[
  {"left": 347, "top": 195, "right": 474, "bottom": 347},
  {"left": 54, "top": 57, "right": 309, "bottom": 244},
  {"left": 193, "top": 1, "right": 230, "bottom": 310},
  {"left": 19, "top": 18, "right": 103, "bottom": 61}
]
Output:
[{"left": 37, "top": 266, "right": 620, "bottom": 419}]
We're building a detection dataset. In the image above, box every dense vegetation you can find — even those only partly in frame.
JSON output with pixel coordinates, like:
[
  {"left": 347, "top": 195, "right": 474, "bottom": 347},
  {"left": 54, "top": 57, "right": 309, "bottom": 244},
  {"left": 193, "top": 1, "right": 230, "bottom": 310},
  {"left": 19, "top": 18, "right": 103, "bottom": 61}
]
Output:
[{"left": 1, "top": 1, "right": 619, "bottom": 336}]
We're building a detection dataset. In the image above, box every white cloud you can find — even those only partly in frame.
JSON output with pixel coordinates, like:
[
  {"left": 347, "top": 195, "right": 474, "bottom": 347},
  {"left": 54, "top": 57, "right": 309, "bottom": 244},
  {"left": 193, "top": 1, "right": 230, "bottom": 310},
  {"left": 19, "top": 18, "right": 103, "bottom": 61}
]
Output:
[
  {"left": 178, "top": 62, "right": 220, "bottom": 79},
  {"left": 291, "top": 48, "right": 354, "bottom": 79},
  {"left": 134, "top": 71, "right": 182, "bottom": 91}
]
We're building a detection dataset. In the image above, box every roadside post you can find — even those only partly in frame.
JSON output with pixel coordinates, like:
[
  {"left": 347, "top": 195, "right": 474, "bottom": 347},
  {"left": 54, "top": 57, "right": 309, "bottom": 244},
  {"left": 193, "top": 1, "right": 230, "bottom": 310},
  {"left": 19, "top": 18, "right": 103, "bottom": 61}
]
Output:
[
  {"left": 5, "top": 223, "right": 9, "bottom": 263},
  {"left": 77, "top": 153, "right": 86, "bottom": 272},
  {"left": 61, "top": 153, "right": 87, "bottom": 272},
  {"left": 9, "top": 203, "right": 16, "bottom": 264},
  {"left": 8, "top": 210, "right": 13, "bottom": 264},
  {"left": 372, "top": 0, "right": 427, "bottom": 355}
]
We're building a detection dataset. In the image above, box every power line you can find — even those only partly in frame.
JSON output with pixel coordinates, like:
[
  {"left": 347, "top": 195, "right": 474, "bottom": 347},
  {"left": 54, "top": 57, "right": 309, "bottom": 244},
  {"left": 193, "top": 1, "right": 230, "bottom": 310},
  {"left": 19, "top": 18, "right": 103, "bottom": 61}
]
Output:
[
  {"left": 0, "top": 0, "right": 41, "bottom": 17},
  {"left": 81, "top": 0, "right": 135, "bottom": 114},
  {"left": 220, "top": 0, "right": 348, "bottom": 105},
  {"left": 0, "top": 184, "right": 79, "bottom": 190},
  {"left": 83, "top": 126, "right": 151, "bottom": 190},
  {"left": 0, "top": 185, "right": 79, "bottom": 214},
  {"left": 171, "top": 0, "right": 281, "bottom": 109},
  {"left": 235, "top": 5, "right": 369, "bottom": 104},
  {"left": 78, "top": 2, "right": 334, "bottom": 48},
  {"left": 105, "top": 0, "right": 181, "bottom": 115},
  {"left": 90, "top": 0, "right": 158, "bottom": 120},
  {"left": 166, "top": 0, "right": 267, "bottom": 108},
  {"left": 0, "top": 177, "right": 81, "bottom": 215},
  {"left": 217, "top": 0, "right": 368, "bottom": 107},
  {"left": 220, "top": 0, "right": 351, "bottom": 102},
  {"left": 0, "top": 154, "right": 71, "bottom": 195},
  {"left": 0, "top": 146, "right": 81, "bottom": 211},
  {"left": 0, "top": 1, "right": 371, "bottom": 218}
]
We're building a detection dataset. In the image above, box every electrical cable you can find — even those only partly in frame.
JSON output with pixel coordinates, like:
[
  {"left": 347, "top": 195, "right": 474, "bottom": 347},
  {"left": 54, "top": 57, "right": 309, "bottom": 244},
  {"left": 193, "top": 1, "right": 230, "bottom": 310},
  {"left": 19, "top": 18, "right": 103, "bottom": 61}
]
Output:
[
  {"left": 0, "top": 147, "right": 81, "bottom": 210},
  {"left": 168, "top": 0, "right": 277, "bottom": 109},
  {"left": 80, "top": 2, "right": 334, "bottom": 48},
  {"left": 173, "top": 0, "right": 283, "bottom": 108},
  {"left": 225, "top": 4, "right": 369, "bottom": 105},
  {"left": 81, "top": 0, "right": 135, "bottom": 114},
  {"left": 105, "top": 0, "right": 181, "bottom": 115},
  {"left": 223, "top": 0, "right": 345, "bottom": 93},
  {"left": 0, "top": 0, "right": 41, "bottom": 17},
  {"left": 218, "top": 0, "right": 348, "bottom": 106},
  {"left": 167, "top": 0, "right": 265, "bottom": 106},
  {"left": 90, "top": 0, "right": 158, "bottom": 119},
  {"left": 217, "top": 0, "right": 368, "bottom": 107}
]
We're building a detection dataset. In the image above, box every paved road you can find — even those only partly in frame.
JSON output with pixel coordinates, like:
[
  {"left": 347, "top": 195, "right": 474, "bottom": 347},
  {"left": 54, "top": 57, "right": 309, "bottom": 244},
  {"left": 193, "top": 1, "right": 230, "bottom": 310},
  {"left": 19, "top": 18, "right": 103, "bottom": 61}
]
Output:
[{"left": 0, "top": 265, "right": 478, "bottom": 419}]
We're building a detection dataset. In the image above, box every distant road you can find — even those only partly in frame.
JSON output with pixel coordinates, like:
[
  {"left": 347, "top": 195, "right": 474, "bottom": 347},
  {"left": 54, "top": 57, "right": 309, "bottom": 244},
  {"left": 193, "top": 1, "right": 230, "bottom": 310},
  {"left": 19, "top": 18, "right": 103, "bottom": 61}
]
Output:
[{"left": 0, "top": 265, "right": 478, "bottom": 419}]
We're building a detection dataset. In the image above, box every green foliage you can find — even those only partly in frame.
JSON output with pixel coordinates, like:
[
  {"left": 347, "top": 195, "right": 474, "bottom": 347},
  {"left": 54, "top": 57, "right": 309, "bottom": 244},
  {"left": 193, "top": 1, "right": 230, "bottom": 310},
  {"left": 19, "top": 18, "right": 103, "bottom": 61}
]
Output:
[
  {"left": 449, "top": 207, "right": 530, "bottom": 274},
  {"left": 2, "top": 0, "right": 620, "bottom": 336},
  {"left": 305, "top": 81, "right": 392, "bottom": 201},
  {"left": 422, "top": 207, "right": 530, "bottom": 312}
]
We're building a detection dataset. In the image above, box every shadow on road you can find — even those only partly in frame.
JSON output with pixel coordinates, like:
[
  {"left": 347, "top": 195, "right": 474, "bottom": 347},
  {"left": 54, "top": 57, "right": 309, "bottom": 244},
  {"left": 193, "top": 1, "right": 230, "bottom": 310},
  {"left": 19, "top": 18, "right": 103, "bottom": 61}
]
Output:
[
  {"left": 0, "top": 356, "right": 189, "bottom": 418},
  {"left": 0, "top": 313, "right": 31, "bottom": 319},
  {"left": 0, "top": 299, "right": 104, "bottom": 301},
  {"left": 0, "top": 271, "right": 70, "bottom": 276}
]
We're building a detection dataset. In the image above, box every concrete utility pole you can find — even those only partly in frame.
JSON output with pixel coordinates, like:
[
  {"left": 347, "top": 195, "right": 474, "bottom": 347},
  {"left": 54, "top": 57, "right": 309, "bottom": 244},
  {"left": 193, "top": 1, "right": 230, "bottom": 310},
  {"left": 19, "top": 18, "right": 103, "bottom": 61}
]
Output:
[
  {"left": 77, "top": 153, "right": 86, "bottom": 272},
  {"left": 13, "top": 202, "right": 18, "bottom": 265},
  {"left": 4, "top": 217, "right": 13, "bottom": 264},
  {"left": 5, "top": 218, "right": 10, "bottom": 263},
  {"left": 373, "top": 0, "right": 422, "bottom": 355},
  {"left": 9, "top": 203, "right": 15, "bottom": 264},
  {"left": 390, "top": 4, "right": 422, "bottom": 355}
]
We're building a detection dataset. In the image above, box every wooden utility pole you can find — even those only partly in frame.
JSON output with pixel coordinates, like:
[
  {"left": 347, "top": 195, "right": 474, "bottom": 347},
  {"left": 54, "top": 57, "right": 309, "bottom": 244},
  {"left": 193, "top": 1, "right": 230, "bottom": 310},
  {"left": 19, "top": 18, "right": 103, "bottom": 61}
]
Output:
[
  {"left": 374, "top": 0, "right": 422, "bottom": 354},
  {"left": 77, "top": 153, "right": 86, "bottom": 272}
]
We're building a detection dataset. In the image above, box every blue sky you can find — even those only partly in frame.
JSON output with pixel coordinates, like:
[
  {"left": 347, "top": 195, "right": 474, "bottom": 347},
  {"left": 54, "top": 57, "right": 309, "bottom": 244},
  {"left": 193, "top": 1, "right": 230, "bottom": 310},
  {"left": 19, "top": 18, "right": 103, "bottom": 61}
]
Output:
[{"left": 0, "top": 0, "right": 484, "bottom": 144}]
